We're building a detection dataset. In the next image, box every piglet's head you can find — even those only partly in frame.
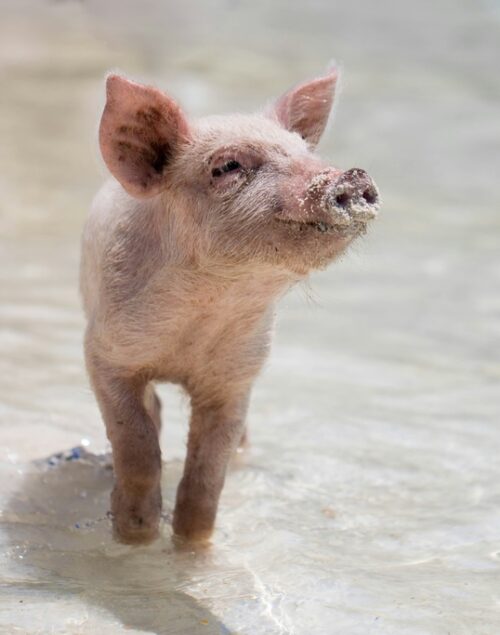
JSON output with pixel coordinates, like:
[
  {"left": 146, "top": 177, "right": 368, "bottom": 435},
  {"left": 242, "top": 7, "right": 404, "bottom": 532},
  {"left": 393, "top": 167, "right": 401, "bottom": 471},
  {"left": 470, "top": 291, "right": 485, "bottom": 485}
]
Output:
[{"left": 99, "top": 70, "right": 380, "bottom": 275}]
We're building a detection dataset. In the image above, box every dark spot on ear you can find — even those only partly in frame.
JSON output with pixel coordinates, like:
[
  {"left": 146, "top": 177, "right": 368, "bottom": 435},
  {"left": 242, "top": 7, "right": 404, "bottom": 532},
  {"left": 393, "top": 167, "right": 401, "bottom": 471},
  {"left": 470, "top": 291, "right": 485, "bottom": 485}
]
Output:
[
  {"left": 116, "top": 420, "right": 124, "bottom": 425},
  {"left": 117, "top": 141, "right": 133, "bottom": 151},
  {"left": 118, "top": 125, "right": 128, "bottom": 134},
  {"left": 136, "top": 107, "right": 163, "bottom": 126},
  {"left": 150, "top": 141, "right": 172, "bottom": 174},
  {"left": 118, "top": 155, "right": 125, "bottom": 162}
]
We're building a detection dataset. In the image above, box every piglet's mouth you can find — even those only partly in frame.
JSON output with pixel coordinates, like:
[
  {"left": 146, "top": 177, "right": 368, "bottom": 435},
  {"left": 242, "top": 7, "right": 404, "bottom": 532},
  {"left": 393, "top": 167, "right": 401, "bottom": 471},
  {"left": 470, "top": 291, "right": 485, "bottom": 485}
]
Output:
[{"left": 275, "top": 216, "right": 368, "bottom": 237}]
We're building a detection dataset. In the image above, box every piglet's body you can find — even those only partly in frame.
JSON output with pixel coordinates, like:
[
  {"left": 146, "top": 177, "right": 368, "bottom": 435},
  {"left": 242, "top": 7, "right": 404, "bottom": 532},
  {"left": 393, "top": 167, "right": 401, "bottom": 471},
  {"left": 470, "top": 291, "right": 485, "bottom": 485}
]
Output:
[{"left": 80, "top": 69, "right": 380, "bottom": 544}]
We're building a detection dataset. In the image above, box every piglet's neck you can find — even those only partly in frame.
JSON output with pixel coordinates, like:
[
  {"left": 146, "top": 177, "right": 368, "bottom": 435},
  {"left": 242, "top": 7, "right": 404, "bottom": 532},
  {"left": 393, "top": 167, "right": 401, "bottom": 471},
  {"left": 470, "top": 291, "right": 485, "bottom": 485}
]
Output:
[
  {"left": 168, "top": 262, "right": 298, "bottom": 313},
  {"left": 151, "top": 193, "right": 302, "bottom": 298}
]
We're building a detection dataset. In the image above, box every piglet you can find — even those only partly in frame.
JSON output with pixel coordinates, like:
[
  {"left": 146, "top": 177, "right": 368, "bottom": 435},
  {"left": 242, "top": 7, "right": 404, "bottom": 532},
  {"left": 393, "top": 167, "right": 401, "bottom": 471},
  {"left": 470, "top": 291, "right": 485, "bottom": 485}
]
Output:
[{"left": 80, "top": 68, "right": 380, "bottom": 544}]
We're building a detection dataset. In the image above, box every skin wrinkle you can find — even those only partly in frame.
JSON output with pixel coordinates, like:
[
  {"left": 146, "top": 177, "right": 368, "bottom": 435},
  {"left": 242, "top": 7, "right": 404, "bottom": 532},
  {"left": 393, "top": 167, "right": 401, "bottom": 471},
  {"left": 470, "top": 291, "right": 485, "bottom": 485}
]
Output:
[{"left": 81, "top": 70, "right": 379, "bottom": 544}]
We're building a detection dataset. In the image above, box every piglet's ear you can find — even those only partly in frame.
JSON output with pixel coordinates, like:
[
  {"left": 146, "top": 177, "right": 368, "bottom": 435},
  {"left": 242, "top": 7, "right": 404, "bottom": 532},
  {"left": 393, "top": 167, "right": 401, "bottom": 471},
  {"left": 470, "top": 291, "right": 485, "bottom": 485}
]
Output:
[
  {"left": 269, "top": 67, "right": 339, "bottom": 147},
  {"left": 99, "top": 74, "right": 190, "bottom": 199}
]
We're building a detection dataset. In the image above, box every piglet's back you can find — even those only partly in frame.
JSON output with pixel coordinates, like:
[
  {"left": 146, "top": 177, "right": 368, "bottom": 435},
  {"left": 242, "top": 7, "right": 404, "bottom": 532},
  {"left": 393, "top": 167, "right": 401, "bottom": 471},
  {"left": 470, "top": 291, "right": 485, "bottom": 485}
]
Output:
[{"left": 80, "top": 179, "right": 162, "bottom": 320}]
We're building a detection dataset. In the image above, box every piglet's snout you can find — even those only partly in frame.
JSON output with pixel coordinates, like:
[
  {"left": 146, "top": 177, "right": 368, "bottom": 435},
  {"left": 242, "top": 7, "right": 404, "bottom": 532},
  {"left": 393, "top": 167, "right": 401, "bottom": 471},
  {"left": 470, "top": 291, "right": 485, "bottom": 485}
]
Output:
[{"left": 322, "top": 168, "right": 380, "bottom": 226}]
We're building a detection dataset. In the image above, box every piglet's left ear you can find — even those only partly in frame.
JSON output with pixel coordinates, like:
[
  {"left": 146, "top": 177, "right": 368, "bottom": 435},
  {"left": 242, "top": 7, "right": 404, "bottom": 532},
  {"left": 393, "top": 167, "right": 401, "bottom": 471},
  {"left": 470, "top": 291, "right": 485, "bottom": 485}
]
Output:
[
  {"left": 99, "top": 74, "right": 190, "bottom": 199},
  {"left": 269, "top": 67, "right": 339, "bottom": 147}
]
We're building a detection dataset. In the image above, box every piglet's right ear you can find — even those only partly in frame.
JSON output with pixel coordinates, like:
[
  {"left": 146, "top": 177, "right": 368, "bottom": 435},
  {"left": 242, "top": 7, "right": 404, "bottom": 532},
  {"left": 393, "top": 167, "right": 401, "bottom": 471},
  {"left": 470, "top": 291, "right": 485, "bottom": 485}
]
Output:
[
  {"left": 99, "top": 74, "right": 190, "bottom": 199},
  {"left": 269, "top": 68, "right": 339, "bottom": 147}
]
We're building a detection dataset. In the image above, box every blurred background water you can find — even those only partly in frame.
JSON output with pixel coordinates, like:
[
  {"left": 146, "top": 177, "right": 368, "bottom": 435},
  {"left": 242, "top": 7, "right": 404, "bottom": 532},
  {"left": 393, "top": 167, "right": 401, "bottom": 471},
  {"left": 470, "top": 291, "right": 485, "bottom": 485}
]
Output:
[{"left": 1, "top": 0, "right": 499, "bottom": 633}]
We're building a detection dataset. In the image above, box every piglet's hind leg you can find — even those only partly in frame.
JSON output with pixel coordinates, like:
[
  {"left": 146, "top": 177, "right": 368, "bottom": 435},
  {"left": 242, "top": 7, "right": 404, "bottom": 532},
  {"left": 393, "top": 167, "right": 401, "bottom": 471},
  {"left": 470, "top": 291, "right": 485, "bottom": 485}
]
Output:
[{"left": 144, "top": 383, "right": 162, "bottom": 436}]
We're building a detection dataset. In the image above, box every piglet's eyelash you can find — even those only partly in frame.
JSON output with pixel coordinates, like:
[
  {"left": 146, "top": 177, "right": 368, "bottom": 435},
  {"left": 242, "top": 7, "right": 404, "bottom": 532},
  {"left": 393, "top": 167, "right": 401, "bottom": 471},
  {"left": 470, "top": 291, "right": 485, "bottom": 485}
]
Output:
[{"left": 211, "top": 160, "right": 241, "bottom": 178}]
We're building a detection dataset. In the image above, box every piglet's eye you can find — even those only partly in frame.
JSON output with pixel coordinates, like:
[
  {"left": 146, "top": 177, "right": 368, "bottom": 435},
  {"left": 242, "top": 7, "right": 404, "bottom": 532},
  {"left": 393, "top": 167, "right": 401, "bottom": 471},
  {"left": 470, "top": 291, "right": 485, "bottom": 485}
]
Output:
[{"left": 211, "top": 160, "right": 241, "bottom": 178}]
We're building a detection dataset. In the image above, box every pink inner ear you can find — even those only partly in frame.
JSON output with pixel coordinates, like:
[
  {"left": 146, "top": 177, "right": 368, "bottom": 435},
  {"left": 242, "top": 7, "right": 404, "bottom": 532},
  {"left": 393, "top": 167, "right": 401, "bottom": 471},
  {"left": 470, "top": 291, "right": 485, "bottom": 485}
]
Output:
[
  {"left": 99, "top": 75, "right": 190, "bottom": 199},
  {"left": 272, "top": 69, "right": 339, "bottom": 147}
]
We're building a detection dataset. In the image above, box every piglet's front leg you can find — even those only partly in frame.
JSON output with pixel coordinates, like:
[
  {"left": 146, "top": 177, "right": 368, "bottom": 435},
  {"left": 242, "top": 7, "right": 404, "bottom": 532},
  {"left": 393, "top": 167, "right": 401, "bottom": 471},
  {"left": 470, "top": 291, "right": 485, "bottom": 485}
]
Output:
[
  {"left": 173, "top": 394, "right": 248, "bottom": 542},
  {"left": 86, "top": 353, "right": 162, "bottom": 544}
]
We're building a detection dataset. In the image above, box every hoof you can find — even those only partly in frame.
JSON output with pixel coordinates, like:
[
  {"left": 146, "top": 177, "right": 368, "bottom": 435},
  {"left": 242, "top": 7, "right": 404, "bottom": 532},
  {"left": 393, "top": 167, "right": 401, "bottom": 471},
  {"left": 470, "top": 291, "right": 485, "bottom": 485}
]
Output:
[
  {"left": 111, "top": 486, "right": 161, "bottom": 545},
  {"left": 113, "top": 520, "right": 160, "bottom": 545},
  {"left": 172, "top": 512, "right": 214, "bottom": 544}
]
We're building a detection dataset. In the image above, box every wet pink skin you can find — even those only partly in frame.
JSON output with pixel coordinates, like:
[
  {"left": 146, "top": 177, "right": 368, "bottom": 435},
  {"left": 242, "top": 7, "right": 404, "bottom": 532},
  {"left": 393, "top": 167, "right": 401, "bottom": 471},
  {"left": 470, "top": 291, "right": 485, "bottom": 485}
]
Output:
[{"left": 80, "top": 69, "right": 380, "bottom": 544}]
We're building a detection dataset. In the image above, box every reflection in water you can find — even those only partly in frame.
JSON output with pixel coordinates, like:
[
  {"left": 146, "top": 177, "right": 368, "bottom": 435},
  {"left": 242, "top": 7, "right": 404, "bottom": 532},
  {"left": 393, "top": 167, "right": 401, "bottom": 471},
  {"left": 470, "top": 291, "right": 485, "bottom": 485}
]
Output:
[
  {"left": 1, "top": 0, "right": 500, "bottom": 633},
  {"left": 3, "top": 450, "right": 228, "bottom": 634}
]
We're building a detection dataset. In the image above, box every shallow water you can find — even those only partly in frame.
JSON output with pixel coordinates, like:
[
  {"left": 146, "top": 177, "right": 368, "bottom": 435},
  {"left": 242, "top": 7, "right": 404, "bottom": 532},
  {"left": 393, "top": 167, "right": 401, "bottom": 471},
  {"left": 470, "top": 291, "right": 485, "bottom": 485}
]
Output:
[{"left": 1, "top": 0, "right": 500, "bottom": 633}]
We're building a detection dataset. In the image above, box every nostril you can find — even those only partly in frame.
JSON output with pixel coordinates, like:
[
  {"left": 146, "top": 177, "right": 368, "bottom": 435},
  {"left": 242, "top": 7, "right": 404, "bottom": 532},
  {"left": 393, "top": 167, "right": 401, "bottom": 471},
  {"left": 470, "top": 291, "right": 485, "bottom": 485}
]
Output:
[
  {"left": 362, "top": 188, "right": 378, "bottom": 205},
  {"left": 335, "top": 192, "right": 350, "bottom": 208}
]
